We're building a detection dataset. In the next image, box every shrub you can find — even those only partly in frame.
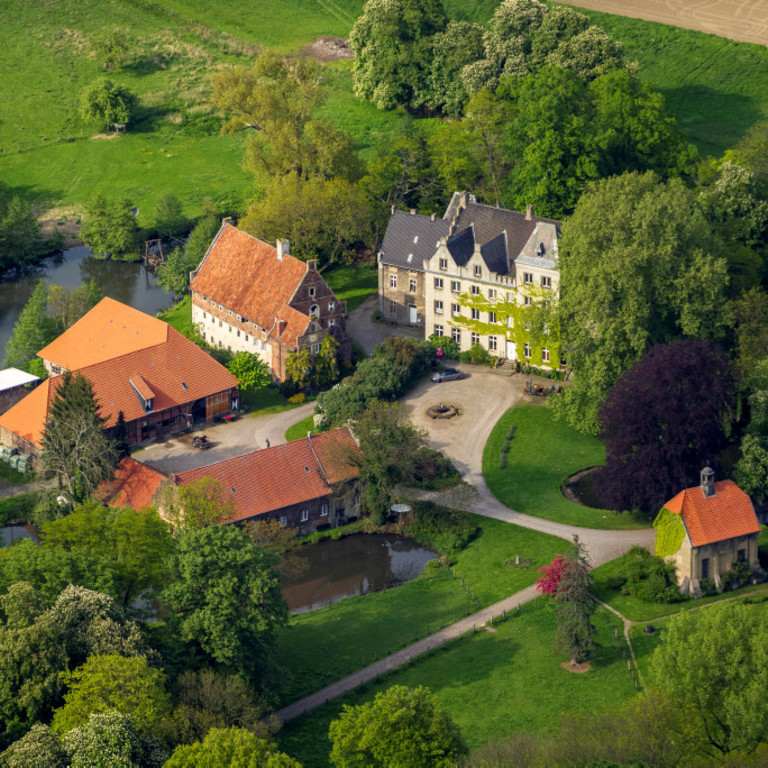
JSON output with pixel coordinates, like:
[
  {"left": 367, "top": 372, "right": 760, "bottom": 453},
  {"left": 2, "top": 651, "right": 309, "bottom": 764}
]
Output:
[
  {"left": 409, "top": 501, "right": 478, "bottom": 555},
  {"left": 723, "top": 560, "right": 753, "bottom": 590},
  {"left": 0, "top": 492, "right": 39, "bottom": 525},
  {"left": 426, "top": 334, "right": 459, "bottom": 361},
  {"left": 459, "top": 342, "right": 492, "bottom": 366},
  {"left": 407, "top": 448, "right": 460, "bottom": 490},
  {"left": 287, "top": 392, "right": 305, "bottom": 404},
  {"left": 618, "top": 546, "right": 683, "bottom": 603}
]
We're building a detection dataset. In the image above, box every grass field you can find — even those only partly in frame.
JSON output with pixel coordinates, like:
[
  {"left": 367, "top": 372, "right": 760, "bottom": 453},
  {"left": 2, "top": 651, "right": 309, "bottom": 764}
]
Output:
[
  {"left": 4, "top": 0, "right": 768, "bottom": 230},
  {"left": 285, "top": 414, "right": 317, "bottom": 442},
  {"left": 483, "top": 405, "right": 646, "bottom": 530},
  {"left": 272, "top": 515, "right": 564, "bottom": 705},
  {"left": 321, "top": 262, "right": 378, "bottom": 312},
  {"left": 276, "top": 599, "right": 635, "bottom": 767}
]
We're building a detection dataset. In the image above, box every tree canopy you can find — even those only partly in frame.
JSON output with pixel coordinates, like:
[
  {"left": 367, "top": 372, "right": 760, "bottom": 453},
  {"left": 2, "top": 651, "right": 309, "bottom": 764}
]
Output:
[
  {"left": 595, "top": 340, "right": 733, "bottom": 513},
  {"left": 227, "top": 352, "right": 271, "bottom": 394},
  {"left": 553, "top": 172, "right": 730, "bottom": 433},
  {"left": 80, "top": 195, "right": 139, "bottom": 260},
  {"left": 79, "top": 78, "right": 138, "bottom": 130},
  {"left": 329, "top": 684, "right": 466, "bottom": 767}
]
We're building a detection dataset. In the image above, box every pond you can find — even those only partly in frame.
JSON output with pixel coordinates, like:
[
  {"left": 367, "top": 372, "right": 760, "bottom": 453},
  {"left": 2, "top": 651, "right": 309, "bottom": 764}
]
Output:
[
  {"left": 0, "top": 526, "right": 36, "bottom": 546},
  {"left": 282, "top": 533, "right": 438, "bottom": 614},
  {"left": 0, "top": 246, "right": 174, "bottom": 358}
]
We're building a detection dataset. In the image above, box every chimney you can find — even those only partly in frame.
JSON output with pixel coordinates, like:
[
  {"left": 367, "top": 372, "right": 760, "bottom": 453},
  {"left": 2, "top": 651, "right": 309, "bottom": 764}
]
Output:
[
  {"left": 276, "top": 239, "right": 289, "bottom": 260},
  {"left": 410, "top": 209, "right": 416, "bottom": 216},
  {"left": 275, "top": 318, "right": 287, "bottom": 337},
  {"left": 222, "top": 216, "right": 233, "bottom": 226},
  {"left": 700, "top": 466, "right": 715, "bottom": 497},
  {"left": 391, "top": 205, "right": 396, "bottom": 215},
  {"left": 525, "top": 205, "right": 533, "bottom": 221},
  {"left": 430, "top": 213, "right": 436, "bottom": 222},
  {"left": 459, "top": 191, "right": 468, "bottom": 208},
  {"left": 307, "top": 259, "right": 317, "bottom": 271}
]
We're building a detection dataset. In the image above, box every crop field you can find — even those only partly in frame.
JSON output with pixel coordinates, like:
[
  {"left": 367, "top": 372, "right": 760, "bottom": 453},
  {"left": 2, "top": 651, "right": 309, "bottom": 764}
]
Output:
[{"left": 2, "top": 0, "right": 768, "bottom": 226}]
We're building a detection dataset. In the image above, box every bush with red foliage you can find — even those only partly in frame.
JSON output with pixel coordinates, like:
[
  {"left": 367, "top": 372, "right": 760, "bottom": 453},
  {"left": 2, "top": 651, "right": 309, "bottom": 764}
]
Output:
[{"left": 536, "top": 555, "right": 569, "bottom": 595}]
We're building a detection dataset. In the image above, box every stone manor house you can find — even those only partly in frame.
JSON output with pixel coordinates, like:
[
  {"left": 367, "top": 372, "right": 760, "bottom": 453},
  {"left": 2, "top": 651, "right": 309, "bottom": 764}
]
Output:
[{"left": 378, "top": 193, "right": 561, "bottom": 367}]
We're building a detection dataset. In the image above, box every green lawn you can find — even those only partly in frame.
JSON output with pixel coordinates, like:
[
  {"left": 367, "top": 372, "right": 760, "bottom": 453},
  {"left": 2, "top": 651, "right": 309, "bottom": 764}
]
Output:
[
  {"left": 272, "top": 515, "right": 564, "bottom": 705},
  {"left": 591, "top": 556, "right": 768, "bottom": 622},
  {"left": 276, "top": 599, "right": 635, "bottom": 767},
  {"left": 157, "top": 295, "right": 193, "bottom": 335},
  {"left": 483, "top": 405, "right": 646, "bottom": 530},
  {"left": 285, "top": 414, "right": 318, "bottom": 442},
  {"left": 321, "top": 262, "right": 379, "bottom": 312}
]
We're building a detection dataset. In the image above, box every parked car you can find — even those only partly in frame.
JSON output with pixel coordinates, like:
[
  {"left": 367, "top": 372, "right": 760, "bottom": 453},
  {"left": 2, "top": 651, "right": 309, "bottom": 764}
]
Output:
[{"left": 431, "top": 368, "right": 465, "bottom": 383}]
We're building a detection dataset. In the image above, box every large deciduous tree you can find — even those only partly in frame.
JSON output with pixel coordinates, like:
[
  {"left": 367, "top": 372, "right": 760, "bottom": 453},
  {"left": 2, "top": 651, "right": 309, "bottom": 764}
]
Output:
[
  {"left": 553, "top": 172, "right": 730, "bottom": 433},
  {"left": 0, "top": 724, "right": 68, "bottom": 768},
  {"left": 595, "top": 340, "right": 733, "bottom": 513},
  {"left": 157, "top": 477, "right": 237, "bottom": 532},
  {"left": 349, "top": 0, "right": 448, "bottom": 111},
  {"left": 79, "top": 78, "right": 138, "bottom": 131},
  {"left": 40, "top": 372, "right": 119, "bottom": 502},
  {"left": 227, "top": 352, "right": 270, "bottom": 394},
  {"left": 329, "top": 685, "right": 466, "bottom": 767},
  {"left": 211, "top": 52, "right": 359, "bottom": 181},
  {"left": 80, "top": 195, "right": 139, "bottom": 259},
  {"left": 160, "top": 526, "right": 288, "bottom": 684},
  {"left": 651, "top": 602, "right": 768, "bottom": 754}
]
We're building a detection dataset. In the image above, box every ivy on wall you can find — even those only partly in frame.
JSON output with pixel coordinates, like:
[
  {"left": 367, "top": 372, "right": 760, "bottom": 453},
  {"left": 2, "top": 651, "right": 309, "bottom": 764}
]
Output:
[{"left": 653, "top": 507, "right": 686, "bottom": 558}]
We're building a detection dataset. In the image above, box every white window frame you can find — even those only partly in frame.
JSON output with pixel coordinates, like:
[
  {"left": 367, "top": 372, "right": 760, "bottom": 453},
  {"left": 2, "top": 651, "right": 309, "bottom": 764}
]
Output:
[
  {"left": 434, "top": 324, "right": 443, "bottom": 337},
  {"left": 488, "top": 311, "right": 497, "bottom": 324},
  {"left": 320, "top": 504, "right": 328, "bottom": 517},
  {"left": 451, "top": 281, "right": 461, "bottom": 292},
  {"left": 488, "top": 336, "right": 497, "bottom": 351},
  {"left": 439, "top": 258, "right": 448, "bottom": 270},
  {"left": 524, "top": 342, "right": 531, "bottom": 359},
  {"left": 471, "top": 332, "right": 480, "bottom": 345},
  {"left": 471, "top": 285, "right": 480, "bottom": 296},
  {"left": 471, "top": 308, "right": 480, "bottom": 320},
  {"left": 523, "top": 272, "right": 533, "bottom": 285},
  {"left": 279, "top": 516, "right": 287, "bottom": 526},
  {"left": 541, "top": 276, "right": 552, "bottom": 289},
  {"left": 542, "top": 348, "right": 550, "bottom": 362},
  {"left": 434, "top": 300, "right": 443, "bottom": 314},
  {"left": 434, "top": 277, "right": 444, "bottom": 290},
  {"left": 451, "top": 327, "right": 461, "bottom": 343},
  {"left": 301, "top": 509, "right": 309, "bottom": 522},
  {"left": 451, "top": 303, "right": 460, "bottom": 317}
]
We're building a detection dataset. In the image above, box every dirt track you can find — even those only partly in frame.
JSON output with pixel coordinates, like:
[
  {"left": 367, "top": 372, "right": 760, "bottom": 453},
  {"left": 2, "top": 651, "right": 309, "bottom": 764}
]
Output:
[{"left": 560, "top": 0, "right": 768, "bottom": 46}]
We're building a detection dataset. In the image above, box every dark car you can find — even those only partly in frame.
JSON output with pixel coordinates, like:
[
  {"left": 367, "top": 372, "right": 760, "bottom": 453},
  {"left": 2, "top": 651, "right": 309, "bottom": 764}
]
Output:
[{"left": 431, "top": 368, "right": 465, "bottom": 383}]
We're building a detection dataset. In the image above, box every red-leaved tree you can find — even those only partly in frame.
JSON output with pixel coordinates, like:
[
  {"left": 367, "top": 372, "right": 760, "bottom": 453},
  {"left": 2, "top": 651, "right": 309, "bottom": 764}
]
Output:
[
  {"left": 536, "top": 555, "right": 569, "bottom": 595},
  {"left": 595, "top": 339, "right": 733, "bottom": 514}
]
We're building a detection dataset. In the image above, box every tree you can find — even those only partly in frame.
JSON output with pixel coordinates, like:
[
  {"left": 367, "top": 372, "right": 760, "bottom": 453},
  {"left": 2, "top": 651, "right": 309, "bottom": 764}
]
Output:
[
  {"left": 40, "top": 502, "right": 174, "bottom": 607},
  {"left": 112, "top": 411, "right": 130, "bottom": 460},
  {"left": 40, "top": 372, "right": 119, "bottom": 502},
  {"left": 156, "top": 214, "right": 221, "bottom": 294},
  {"left": 0, "top": 195, "right": 42, "bottom": 270},
  {"left": 211, "top": 52, "right": 359, "bottom": 181},
  {"left": 47, "top": 279, "right": 103, "bottom": 336},
  {"left": 535, "top": 554, "right": 568, "bottom": 595},
  {"left": 160, "top": 526, "right": 288, "bottom": 683},
  {"left": 349, "top": 0, "right": 448, "bottom": 111},
  {"left": 52, "top": 654, "right": 170, "bottom": 736},
  {"left": 90, "top": 27, "right": 131, "bottom": 71},
  {"left": 329, "top": 685, "right": 466, "bottom": 767},
  {"left": 285, "top": 347, "right": 313, "bottom": 391},
  {"left": 2, "top": 280, "right": 56, "bottom": 368},
  {"left": 227, "top": 352, "right": 270, "bottom": 394},
  {"left": 240, "top": 174, "right": 372, "bottom": 265},
  {"left": 313, "top": 335, "right": 340, "bottom": 388},
  {"left": 80, "top": 195, "right": 139, "bottom": 259},
  {"left": 550, "top": 537, "right": 596, "bottom": 666},
  {"left": 169, "top": 670, "right": 269, "bottom": 746},
  {"left": 731, "top": 288, "right": 768, "bottom": 379},
  {"left": 79, "top": 78, "right": 138, "bottom": 131},
  {"left": 595, "top": 340, "right": 733, "bottom": 513},
  {"left": 154, "top": 192, "right": 187, "bottom": 239},
  {"left": 351, "top": 401, "right": 428, "bottom": 524},
  {"left": 553, "top": 172, "right": 730, "bottom": 433},
  {"left": 157, "top": 477, "right": 237, "bottom": 532},
  {"left": 164, "top": 727, "right": 299, "bottom": 768},
  {"left": 735, "top": 434, "right": 768, "bottom": 502},
  {"left": 0, "top": 724, "right": 68, "bottom": 767},
  {"left": 62, "top": 710, "right": 166, "bottom": 768},
  {"left": 651, "top": 602, "right": 768, "bottom": 754},
  {"left": 0, "top": 540, "right": 114, "bottom": 607}
]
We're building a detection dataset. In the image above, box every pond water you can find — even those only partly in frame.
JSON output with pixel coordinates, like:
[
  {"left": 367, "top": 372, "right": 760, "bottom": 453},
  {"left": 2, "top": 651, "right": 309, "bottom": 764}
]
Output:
[
  {"left": 282, "top": 533, "right": 438, "bottom": 614},
  {"left": 0, "top": 246, "right": 174, "bottom": 359},
  {"left": 0, "top": 526, "right": 36, "bottom": 546}
]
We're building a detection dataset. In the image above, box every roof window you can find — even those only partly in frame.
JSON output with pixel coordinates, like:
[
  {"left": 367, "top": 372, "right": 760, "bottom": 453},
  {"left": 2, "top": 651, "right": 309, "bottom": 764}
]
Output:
[
  {"left": 181, "top": 382, "right": 188, "bottom": 390},
  {"left": 413, "top": 235, "right": 419, "bottom": 244}
]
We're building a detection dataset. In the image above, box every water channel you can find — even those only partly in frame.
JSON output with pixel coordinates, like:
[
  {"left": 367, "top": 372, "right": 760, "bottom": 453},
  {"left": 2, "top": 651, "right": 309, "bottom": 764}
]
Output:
[
  {"left": 281, "top": 533, "right": 438, "bottom": 614},
  {"left": 0, "top": 246, "right": 174, "bottom": 358}
]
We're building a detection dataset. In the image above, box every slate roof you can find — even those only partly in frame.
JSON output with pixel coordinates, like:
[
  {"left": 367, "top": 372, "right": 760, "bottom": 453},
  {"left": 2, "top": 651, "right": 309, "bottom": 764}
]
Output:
[
  {"left": 0, "top": 318, "right": 237, "bottom": 446},
  {"left": 174, "top": 427, "right": 359, "bottom": 524},
  {"left": 445, "top": 226, "right": 475, "bottom": 266},
  {"left": 379, "top": 210, "right": 451, "bottom": 270},
  {"left": 190, "top": 224, "right": 312, "bottom": 350},
  {"left": 664, "top": 480, "right": 761, "bottom": 548},
  {"left": 480, "top": 232, "right": 510, "bottom": 275},
  {"left": 100, "top": 457, "right": 168, "bottom": 510},
  {"left": 38, "top": 297, "right": 168, "bottom": 370}
]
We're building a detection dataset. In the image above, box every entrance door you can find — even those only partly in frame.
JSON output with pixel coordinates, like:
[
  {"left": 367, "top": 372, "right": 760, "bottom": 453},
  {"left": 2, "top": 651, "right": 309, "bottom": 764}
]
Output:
[
  {"left": 506, "top": 340, "right": 516, "bottom": 360},
  {"left": 408, "top": 304, "right": 418, "bottom": 324}
]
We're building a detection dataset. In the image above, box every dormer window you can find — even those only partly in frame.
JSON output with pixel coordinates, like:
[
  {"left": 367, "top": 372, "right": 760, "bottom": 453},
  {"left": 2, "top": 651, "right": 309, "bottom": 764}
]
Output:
[{"left": 439, "top": 258, "right": 448, "bottom": 270}]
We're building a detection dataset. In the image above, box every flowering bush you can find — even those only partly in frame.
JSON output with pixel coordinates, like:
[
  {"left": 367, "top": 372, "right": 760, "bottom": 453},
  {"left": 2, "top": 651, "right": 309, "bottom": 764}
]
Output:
[{"left": 288, "top": 392, "right": 306, "bottom": 404}]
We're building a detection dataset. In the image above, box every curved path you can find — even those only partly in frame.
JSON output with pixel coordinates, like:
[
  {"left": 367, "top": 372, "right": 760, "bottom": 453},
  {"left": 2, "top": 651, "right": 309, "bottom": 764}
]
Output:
[{"left": 276, "top": 368, "right": 653, "bottom": 723}]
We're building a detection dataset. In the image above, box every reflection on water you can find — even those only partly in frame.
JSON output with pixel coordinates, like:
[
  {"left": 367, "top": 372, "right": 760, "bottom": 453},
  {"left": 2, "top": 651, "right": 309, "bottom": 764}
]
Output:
[
  {"left": 0, "top": 526, "right": 35, "bottom": 546},
  {"left": 0, "top": 247, "right": 174, "bottom": 358},
  {"left": 282, "top": 533, "right": 437, "bottom": 614}
]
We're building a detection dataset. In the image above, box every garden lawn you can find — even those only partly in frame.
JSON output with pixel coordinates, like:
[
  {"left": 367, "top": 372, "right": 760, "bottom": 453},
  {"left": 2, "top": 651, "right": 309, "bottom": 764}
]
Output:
[
  {"left": 592, "top": 556, "right": 768, "bottom": 622},
  {"left": 157, "top": 295, "right": 193, "bottom": 335},
  {"left": 276, "top": 599, "right": 635, "bottom": 767},
  {"left": 321, "top": 262, "right": 379, "bottom": 312},
  {"left": 483, "top": 405, "right": 646, "bottom": 530},
  {"left": 285, "top": 414, "right": 318, "bottom": 442},
  {"left": 272, "top": 515, "right": 563, "bottom": 705}
]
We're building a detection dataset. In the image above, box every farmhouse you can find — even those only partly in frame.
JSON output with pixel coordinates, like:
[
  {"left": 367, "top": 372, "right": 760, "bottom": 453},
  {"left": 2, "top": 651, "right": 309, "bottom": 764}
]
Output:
[
  {"left": 0, "top": 298, "right": 238, "bottom": 456},
  {"left": 654, "top": 467, "right": 763, "bottom": 594},
  {"left": 378, "top": 192, "right": 562, "bottom": 365},
  {"left": 102, "top": 428, "right": 361, "bottom": 531},
  {"left": 190, "top": 223, "right": 351, "bottom": 381}
]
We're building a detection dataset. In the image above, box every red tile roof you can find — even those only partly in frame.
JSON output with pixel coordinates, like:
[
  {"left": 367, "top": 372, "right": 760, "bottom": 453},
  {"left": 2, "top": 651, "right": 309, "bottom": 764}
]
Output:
[
  {"left": 174, "top": 427, "right": 359, "bottom": 523},
  {"left": 38, "top": 297, "right": 168, "bottom": 370},
  {"left": 191, "top": 224, "right": 310, "bottom": 349},
  {"left": 0, "top": 307, "right": 237, "bottom": 446},
  {"left": 100, "top": 457, "right": 168, "bottom": 510},
  {"left": 664, "top": 480, "right": 760, "bottom": 547}
]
